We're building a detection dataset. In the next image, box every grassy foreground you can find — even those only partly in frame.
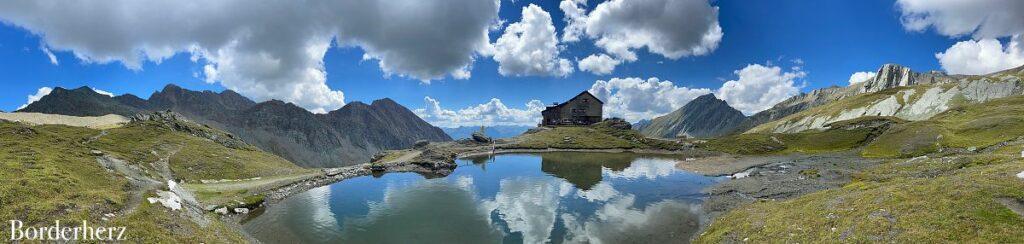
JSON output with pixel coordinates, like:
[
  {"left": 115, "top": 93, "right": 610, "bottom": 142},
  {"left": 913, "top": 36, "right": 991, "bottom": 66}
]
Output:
[
  {"left": 697, "top": 144, "right": 1024, "bottom": 243},
  {"left": 0, "top": 119, "right": 309, "bottom": 242},
  {"left": 697, "top": 96, "right": 1024, "bottom": 242}
]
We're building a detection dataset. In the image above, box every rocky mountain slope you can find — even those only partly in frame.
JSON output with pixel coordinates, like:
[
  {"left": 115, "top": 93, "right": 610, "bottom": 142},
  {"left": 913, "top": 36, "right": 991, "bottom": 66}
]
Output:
[
  {"left": 747, "top": 64, "right": 1024, "bottom": 133},
  {"left": 639, "top": 94, "right": 747, "bottom": 138},
  {"left": 18, "top": 84, "right": 452, "bottom": 167}
]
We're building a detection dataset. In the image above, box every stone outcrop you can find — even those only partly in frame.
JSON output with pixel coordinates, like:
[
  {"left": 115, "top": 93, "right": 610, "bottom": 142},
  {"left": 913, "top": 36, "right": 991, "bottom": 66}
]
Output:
[{"left": 757, "top": 64, "right": 1024, "bottom": 133}]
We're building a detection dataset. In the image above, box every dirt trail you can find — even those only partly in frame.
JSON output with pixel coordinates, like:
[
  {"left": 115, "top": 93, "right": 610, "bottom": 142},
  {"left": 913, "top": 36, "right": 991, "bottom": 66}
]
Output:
[{"left": 96, "top": 155, "right": 163, "bottom": 215}]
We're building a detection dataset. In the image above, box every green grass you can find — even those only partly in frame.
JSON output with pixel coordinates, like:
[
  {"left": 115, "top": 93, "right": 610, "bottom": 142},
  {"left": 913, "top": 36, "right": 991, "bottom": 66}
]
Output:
[
  {"left": 0, "top": 120, "right": 308, "bottom": 241},
  {"left": 111, "top": 192, "right": 247, "bottom": 243},
  {"left": 509, "top": 121, "right": 685, "bottom": 150},
  {"left": 703, "top": 117, "right": 898, "bottom": 155},
  {"left": 697, "top": 146, "right": 1024, "bottom": 243},
  {"left": 862, "top": 95, "right": 1024, "bottom": 158},
  {"left": 91, "top": 121, "right": 309, "bottom": 182},
  {"left": 0, "top": 122, "right": 127, "bottom": 228}
]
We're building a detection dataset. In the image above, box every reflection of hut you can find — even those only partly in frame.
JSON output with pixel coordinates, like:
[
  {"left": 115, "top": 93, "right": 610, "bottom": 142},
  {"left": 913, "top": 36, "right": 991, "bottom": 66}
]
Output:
[
  {"left": 541, "top": 91, "right": 604, "bottom": 126},
  {"left": 539, "top": 152, "right": 635, "bottom": 190}
]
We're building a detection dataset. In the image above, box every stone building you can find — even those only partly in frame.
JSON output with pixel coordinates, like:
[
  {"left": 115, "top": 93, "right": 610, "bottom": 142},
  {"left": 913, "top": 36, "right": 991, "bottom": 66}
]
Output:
[{"left": 541, "top": 91, "right": 603, "bottom": 126}]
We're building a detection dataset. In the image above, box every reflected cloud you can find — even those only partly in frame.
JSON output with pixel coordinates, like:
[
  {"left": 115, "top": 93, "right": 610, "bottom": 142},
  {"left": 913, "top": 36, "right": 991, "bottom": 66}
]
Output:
[
  {"left": 604, "top": 158, "right": 677, "bottom": 180},
  {"left": 576, "top": 182, "right": 620, "bottom": 202},
  {"left": 561, "top": 196, "right": 703, "bottom": 244},
  {"left": 481, "top": 177, "right": 571, "bottom": 244},
  {"left": 339, "top": 179, "right": 502, "bottom": 243}
]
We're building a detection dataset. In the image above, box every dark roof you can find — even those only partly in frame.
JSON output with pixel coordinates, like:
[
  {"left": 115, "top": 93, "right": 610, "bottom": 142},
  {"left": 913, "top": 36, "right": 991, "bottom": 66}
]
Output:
[{"left": 543, "top": 91, "right": 603, "bottom": 111}]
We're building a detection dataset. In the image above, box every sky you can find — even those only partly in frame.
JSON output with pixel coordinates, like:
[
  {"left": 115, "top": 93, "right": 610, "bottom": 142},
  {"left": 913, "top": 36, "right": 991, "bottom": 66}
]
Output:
[{"left": 0, "top": 0, "right": 1022, "bottom": 127}]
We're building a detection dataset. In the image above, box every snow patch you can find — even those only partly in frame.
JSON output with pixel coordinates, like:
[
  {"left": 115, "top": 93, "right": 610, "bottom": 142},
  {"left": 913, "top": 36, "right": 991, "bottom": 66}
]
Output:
[
  {"left": 147, "top": 190, "right": 183, "bottom": 211},
  {"left": 1016, "top": 171, "right": 1024, "bottom": 180}
]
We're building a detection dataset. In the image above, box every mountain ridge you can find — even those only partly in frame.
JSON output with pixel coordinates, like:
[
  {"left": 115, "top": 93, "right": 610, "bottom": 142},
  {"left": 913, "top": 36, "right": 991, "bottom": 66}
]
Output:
[
  {"left": 639, "top": 94, "right": 747, "bottom": 138},
  {"left": 18, "top": 84, "right": 452, "bottom": 167}
]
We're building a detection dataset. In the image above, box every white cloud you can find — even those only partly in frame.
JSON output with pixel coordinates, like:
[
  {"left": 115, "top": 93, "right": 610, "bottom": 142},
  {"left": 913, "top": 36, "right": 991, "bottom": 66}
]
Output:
[
  {"left": 716, "top": 64, "right": 805, "bottom": 115},
  {"left": 17, "top": 87, "right": 53, "bottom": 110},
  {"left": 896, "top": 0, "right": 1024, "bottom": 75},
  {"left": 935, "top": 35, "right": 1024, "bottom": 75},
  {"left": 91, "top": 87, "right": 114, "bottom": 97},
  {"left": 569, "top": 0, "right": 722, "bottom": 62},
  {"left": 336, "top": 0, "right": 500, "bottom": 81},
  {"left": 492, "top": 4, "right": 573, "bottom": 77},
  {"left": 559, "top": 0, "right": 589, "bottom": 43},
  {"left": 414, "top": 96, "right": 546, "bottom": 127},
  {"left": 0, "top": 0, "right": 500, "bottom": 113},
  {"left": 40, "top": 45, "right": 57, "bottom": 65},
  {"left": 896, "top": 0, "right": 1024, "bottom": 39},
  {"left": 578, "top": 54, "right": 621, "bottom": 75},
  {"left": 848, "top": 71, "right": 877, "bottom": 85},
  {"left": 587, "top": 77, "right": 712, "bottom": 122}
]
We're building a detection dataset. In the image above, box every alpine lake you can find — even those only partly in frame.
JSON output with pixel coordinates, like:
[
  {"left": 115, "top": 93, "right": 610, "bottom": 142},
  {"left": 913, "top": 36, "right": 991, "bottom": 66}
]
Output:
[{"left": 243, "top": 152, "right": 726, "bottom": 243}]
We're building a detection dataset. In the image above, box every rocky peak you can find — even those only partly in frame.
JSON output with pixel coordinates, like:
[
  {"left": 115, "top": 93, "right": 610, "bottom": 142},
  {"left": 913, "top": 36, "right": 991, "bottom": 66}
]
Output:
[{"left": 861, "top": 64, "right": 916, "bottom": 93}]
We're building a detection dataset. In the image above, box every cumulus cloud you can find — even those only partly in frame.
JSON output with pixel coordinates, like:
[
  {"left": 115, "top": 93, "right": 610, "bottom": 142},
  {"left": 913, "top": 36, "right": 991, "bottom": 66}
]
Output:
[
  {"left": 936, "top": 35, "right": 1024, "bottom": 75},
  {"left": 414, "top": 96, "right": 546, "bottom": 128},
  {"left": 896, "top": 0, "right": 1024, "bottom": 39},
  {"left": 716, "top": 64, "right": 805, "bottom": 115},
  {"left": 0, "top": 0, "right": 500, "bottom": 113},
  {"left": 896, "top": 0, "right": 1024, "bottom": 75},
  {"left": 492, "top": 4, "right": 573, "bottom": 77},
  {"left": 564, "top": 0, "right": 722, "bottom": 62},
  {"left": 336, "top": 0, "right": 499, "bottom": 81},
  {"left": 587, "top": 77, "right": 712, "bottom": 122},
  {"left": 17, "top": 87, "right": 52, "bottom": 110},
  {"left": 578, "top": 54, "right": 621, "bottom": 75},
  {"left": 848, "top": 71, "right": 877, "bottom": 85},
  {"left": 559, "top": 0, "right": 589, "bottom": 43}
]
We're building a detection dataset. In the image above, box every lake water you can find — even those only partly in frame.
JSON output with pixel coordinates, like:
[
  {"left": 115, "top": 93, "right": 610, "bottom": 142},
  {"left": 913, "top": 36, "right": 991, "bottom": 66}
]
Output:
[{"left": 243, "top": 152, "right": 725, "bottom": 243}]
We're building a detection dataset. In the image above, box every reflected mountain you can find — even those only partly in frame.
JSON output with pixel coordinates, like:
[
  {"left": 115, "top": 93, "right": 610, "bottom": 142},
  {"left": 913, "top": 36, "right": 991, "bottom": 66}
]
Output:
[{"left": 539, "top": 152, "right": 636, "bottom": 190}]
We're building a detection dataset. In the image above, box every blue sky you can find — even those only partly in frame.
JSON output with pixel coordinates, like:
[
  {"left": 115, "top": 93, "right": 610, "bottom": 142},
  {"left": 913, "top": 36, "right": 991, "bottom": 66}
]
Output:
[{"left": 0, "top": 0, "right": 1019, "bottom": 126}]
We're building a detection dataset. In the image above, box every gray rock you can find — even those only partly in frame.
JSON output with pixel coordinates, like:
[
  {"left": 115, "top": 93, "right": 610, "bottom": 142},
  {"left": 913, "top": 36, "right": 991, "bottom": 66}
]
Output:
[
  {"left": 90, "top": 150, "right": 104, "bottom": 156},
  {"left": 214, "top": 207, "right": 229, "bottom": 215},
  {"left": 234, "top": 208, "right": 250, "bottom": 214},
  {"left": 471, "top": 131, "right": 492, "bottom": 143},
  {"left": 413, "top": 140, "right": 430, "bottom": 149}
]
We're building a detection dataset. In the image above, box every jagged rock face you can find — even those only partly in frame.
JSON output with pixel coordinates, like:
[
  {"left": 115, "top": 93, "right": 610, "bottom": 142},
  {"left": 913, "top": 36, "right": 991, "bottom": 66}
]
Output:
[
  {"left": 860, "top": 64, "right": 958, "bottom": 93},
  {"left": 640, "top": 94, "right": 746, "bottom": 138},
  {"left": 737, "top": 63, "right": 965, "bottom": 133},
  {"left": 20, "top": 84, "right": 452, "bottom": 167},
  {"left": 757, "top": 64, "right": 1024, "bottom": 133}
]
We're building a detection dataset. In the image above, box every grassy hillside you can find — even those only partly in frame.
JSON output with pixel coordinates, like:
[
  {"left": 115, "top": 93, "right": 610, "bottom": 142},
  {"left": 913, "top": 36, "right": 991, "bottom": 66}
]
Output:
[
  {"left": 862, "top": 96, "right": 1024, "bottom": 158},
  {"left": 508, "top": 120, "right": 685, "bottom": 150},
  {"left": 697, "top": 143, "right": 1024, "bottom": 243},
  {"left": 702, "top": 117, "right": 901, "bottom": 155},
  {"left": 0, "top": 119, "right": 310, "bottom": 242}
]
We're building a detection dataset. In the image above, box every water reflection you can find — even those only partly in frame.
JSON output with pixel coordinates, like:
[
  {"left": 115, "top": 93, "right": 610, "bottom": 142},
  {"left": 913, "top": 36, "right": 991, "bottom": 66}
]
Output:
[
  {"left": 538, "top": 152, "right": 634, "bottom": 190},
  {"left": 244, "top": 152, "right": 721, "bottom": 244}
]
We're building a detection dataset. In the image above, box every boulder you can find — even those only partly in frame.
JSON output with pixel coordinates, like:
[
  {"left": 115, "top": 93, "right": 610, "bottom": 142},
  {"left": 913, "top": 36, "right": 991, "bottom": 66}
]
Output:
[
  {"left": 471, "top": 131, "right": 492, "bottom": 143},
  {"left": 234, "top": 208, "right": 250, "bottom": 214},
  {"left": 413, "top": 140, "right": 430, "bottom": 149},
  {"left": 597, "top": 118, "right": 632, "bottom": 130},
  {"left": 214, "top": 207, "right": 229, "bottom": 215}
]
